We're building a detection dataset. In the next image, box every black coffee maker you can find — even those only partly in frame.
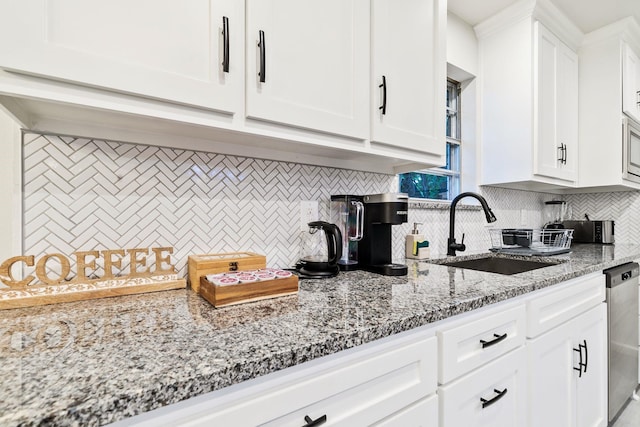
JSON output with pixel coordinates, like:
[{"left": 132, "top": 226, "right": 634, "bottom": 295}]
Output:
[{"left": 358, "top": 193, "right": 409, "bottom": 276}]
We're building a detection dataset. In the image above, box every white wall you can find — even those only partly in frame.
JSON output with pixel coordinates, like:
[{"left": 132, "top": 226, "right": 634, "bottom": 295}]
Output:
[
  {"left": 446, "top": 12, "right": 480, "bottom": 195},
  {"left": 0, "top": 107, "right": 21, "bottom": 261},
  {"left": 447, "top": 12, "right": 479, "bottom": 77}
]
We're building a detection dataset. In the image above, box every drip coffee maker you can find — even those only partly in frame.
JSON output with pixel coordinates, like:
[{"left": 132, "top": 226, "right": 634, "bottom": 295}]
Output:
[{"left": 358, "top": 193, "right": 409, "bottom": 276}]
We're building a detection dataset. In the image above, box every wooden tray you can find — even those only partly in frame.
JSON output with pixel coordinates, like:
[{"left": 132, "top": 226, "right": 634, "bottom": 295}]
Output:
[
  {"left": 188, "top": 252, "right": 266, "bottom": 293},
  {"left": 199, "top": 274, "right": 298, "bottom": 308}
]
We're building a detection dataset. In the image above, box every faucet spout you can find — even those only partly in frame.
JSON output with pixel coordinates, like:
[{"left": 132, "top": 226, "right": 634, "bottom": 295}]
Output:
[{"left": 447, "top": 192, "right": 497, "bottom": 256}]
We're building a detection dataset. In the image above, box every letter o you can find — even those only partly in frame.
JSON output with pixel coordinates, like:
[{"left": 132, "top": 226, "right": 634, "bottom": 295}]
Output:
[{"left": 35, "top": 253, "right": 71, "bottom": 285}]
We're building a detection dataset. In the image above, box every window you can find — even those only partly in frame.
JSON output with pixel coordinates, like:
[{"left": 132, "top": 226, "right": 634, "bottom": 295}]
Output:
[{"left": 399, "top": 79, "right": 461, "bottom": 200}]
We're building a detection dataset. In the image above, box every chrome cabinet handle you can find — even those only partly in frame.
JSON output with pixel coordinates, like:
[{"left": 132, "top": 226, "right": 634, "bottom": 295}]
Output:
[
  {"left": 557, "top": 144, "right": 567, "bottom": 165},
  {"left": 480, "top": 388, "right": 508, "bottom": 408},
  {"left": 258, "top": 30, "right": 266, "bottom": 83},
  {"left": 222, "top": 16, "right": 230, "bottom": 73},
  {"left": 351, "top": 200, "right": 364, "bottom": 241},
  {"left": 379, "top": 75, "right": 387, "bottom": 115}
]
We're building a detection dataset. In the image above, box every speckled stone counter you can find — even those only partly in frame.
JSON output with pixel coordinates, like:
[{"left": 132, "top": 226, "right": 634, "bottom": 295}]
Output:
[{"left": 2, "top": 243, "right": 639, "bottom": 426}]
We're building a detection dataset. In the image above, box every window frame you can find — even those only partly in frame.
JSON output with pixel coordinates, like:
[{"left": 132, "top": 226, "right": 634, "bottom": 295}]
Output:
[{"left": 398, "top": 78, "right": 462, "bottom": 201}]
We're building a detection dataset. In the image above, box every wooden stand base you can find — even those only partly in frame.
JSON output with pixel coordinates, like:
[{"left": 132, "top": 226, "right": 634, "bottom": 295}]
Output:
[{"left": 0, "top": 274, "right": 186, "bottom": 310}]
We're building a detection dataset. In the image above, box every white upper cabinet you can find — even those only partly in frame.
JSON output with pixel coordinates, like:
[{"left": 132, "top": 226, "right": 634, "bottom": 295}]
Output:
[
  {"left": 0, "top": 0, "right": 447, "bottom": 173},
  {"left": 623, "top": 43, "right": 640, "bottom": 124},
  {"left": 245, "top": 0, "right": 369, "bottom": 139},
  {"left": 0, "top": 0, "right": 242, "bottom": 113},
  {"left": 533, "top": 22, "right": 578, "bottom": 182},
  {"left": 577, "top": 18, "right": 640, "bottom": 191},
  {"left": 476, "top": 0, "right": 582, "bottom": 191},
  {"left": 370, "top": 0, "right": 445, "bottom": 158}
]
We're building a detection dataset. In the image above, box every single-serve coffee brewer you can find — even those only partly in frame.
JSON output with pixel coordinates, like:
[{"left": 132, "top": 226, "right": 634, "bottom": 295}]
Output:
[
  {"left": 358, "top": 193, "right": 409, "bottom": 276},
  {"left": 330, "top": 195, "right": 364, "bottom": 271}
]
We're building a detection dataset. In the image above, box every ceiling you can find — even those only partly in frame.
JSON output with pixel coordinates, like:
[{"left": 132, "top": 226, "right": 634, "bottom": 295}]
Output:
[{"left": 448, "top": 0, "right": 640, "bottom": 34}]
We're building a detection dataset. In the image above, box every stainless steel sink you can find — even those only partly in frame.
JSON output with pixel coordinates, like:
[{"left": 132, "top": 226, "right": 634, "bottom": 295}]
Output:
[{"left": 432, "top": 256, "right": 559, "bottom": 275}]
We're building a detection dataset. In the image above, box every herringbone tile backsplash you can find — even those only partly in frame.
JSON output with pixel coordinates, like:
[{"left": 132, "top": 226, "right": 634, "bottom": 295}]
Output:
[
  {"left": 23, "top": 133, "right": 394, "bottom": 278},
  {"left": 29, "top": 132, "right": 631, "bottom": 280}
]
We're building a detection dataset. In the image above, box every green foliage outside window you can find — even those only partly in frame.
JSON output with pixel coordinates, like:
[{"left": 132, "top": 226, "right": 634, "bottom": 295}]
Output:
[{"left": 399, "top": 172, "right": 449, "bottom": 200}]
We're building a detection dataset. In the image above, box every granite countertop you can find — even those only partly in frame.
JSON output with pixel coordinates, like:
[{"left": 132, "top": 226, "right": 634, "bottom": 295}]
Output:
[{"left": 2, "top": 243, "right": 639, "bottom": 426}]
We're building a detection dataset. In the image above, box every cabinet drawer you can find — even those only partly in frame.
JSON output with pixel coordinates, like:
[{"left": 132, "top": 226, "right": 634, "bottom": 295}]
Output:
[
  {"left": 438, "top": 304, "right": 526, "bottom": 384},
  {"left": 526, "top": 272, "right": 605, "bottom": 338},
  {"left": 260, "top": 336, "right": 437, "bottom": 426},
  {"left": 439, "top": 346, "right": 527, "bottom": 427},
  {"left": 372, "top": 394, "right": 438, "bottom": 427},
  {"left": 122, "top": 334, "right": 437, "bottom": 426}
]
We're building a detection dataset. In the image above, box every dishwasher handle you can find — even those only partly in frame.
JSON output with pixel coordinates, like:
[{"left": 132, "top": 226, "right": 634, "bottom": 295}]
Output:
[{"left": 604, "top": 262, "right": 639, "bottom": 288}]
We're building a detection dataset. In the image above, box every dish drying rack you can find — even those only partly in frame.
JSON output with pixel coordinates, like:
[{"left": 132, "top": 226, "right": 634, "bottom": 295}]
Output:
[{"left": 489, "top": 228, "right": 574, "bottom": 256}]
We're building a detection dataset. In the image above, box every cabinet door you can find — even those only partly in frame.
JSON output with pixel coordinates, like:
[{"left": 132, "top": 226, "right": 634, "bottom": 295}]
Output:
[
  {"left": 574, "top": 304, "right": 607, "bottom": 427},
  {"left": 623, "top": 43, "right": 640, "bottom": 124},
  {"left": 0, "top": 0, "right": 241, "bottom": 113},
  {"left": 370, "top": 0, "right": 445, "bottom": 157},
  {"left": 533, "top": 22, "right": 577, "bottom": 183},
  {"left": 526, "top": 319, "right": 575, "bottom": 427},
  {"left": 245, "top": 0, "right": 369, "bottom": 139},
  {"left": 439, "top": 347, "right": 527, "bottom": 427}
]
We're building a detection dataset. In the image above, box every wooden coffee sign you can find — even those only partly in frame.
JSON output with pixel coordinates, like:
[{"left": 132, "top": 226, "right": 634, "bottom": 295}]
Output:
[{"left": 0, "top": 247, "right": 186, "bottom": 310}]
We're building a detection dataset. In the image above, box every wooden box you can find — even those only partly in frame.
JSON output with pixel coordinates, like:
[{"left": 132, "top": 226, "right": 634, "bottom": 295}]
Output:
[
  {"left": 188, "top": 252, "right": 266, "bottom": 293},
  {"left": 199, "top": 273, "right": 298, "bottom": 308}
]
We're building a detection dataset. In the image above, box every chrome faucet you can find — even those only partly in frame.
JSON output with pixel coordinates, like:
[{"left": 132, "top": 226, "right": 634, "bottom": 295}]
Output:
[{"left": 447, "top": 192, "right": 497, "bottom": 256}]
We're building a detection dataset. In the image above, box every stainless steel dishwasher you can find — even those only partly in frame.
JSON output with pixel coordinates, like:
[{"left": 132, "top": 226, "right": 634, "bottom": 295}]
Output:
[{"left": 605, "top": 262, "right": 639, "bottom": 423}]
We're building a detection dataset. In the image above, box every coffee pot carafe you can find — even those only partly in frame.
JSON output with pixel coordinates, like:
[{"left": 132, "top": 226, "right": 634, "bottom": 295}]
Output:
[
  {"left": 295, "top": 221, "right": 343, "bottom": 278},
  {"left": 330, "top": 195, "right": 364, "bottom": 271}
]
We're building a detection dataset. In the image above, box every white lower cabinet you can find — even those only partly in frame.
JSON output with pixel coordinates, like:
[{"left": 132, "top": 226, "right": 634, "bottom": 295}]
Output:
[
  {"left": 112, "top": 332, "right": 438, "bottom": 427},
  {"left": 371, "top": 394, "right": 438, "bottom": 427},
  {"left": 439, "top": 347, "right": 527, "bottom": 427},
  {"left": 527, "top": 303, "right": 607, "bottom": 427},
  {"left": 112, "top": 274, "right": 608, "bottom": 427}
]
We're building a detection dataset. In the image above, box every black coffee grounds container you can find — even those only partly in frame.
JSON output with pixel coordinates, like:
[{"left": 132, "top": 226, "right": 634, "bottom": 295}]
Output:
[{"left": 358, "top": 193, "right": 409, "bottom": 276}]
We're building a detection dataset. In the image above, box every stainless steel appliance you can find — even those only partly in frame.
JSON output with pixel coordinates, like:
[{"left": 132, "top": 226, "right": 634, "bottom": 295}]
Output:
[
  {"left": 604, "top": 262, "right": 639, "bottom": 423},
  {"left": 295, "top": 221, "right": 342, "bottom": 278},
  {"left": 561, "top": 220, "right": 614, "bottom": 244},
  {"left": 623, "top": 116, "right": 640, "bottom": 183},
  {"left": 358, "top": 193, "right": 408, "bottom": 276},
  {"left": 330, "top": 195, "right": 364, "bottom": 271}
]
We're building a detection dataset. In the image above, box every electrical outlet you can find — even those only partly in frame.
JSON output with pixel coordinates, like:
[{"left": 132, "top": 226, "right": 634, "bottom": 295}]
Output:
[{"left": 300, "top": 201, "right": 319, "bottom": 231}]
